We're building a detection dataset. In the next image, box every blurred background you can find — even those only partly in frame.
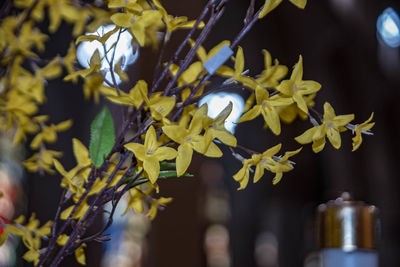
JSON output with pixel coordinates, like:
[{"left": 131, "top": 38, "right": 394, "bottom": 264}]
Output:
[{"left": 1, "top": 0, "right": 400, "bottom": 266}]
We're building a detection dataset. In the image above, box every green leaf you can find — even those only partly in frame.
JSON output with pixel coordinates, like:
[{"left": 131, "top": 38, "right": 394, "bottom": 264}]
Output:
[{"left": 89, "top": 106, "right": 115, "bottom": 167}]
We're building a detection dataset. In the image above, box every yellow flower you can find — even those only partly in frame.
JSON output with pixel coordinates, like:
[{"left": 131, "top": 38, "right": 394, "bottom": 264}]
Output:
[
  {"left": 106, "top": 80, "right": 147, "bottom": 108},
  {"left": 238, "top": 87, "right": 293, "bottom": 135},
  {"left": 75, "top": 243, "right": 87, "bottom": 265},
  {"left": 254, "top": 144, "right": 302, "bottom": 185},
  {"left": 5, "top": 214, "right": 51, "bottom": 266},
  {"left": 278, "top": 93, "right": 316, "bottom": 123},
  {"left": 83, "top": 73, "right": 112, "bottom": 104},
  {"left": 259, "top": 0, "right": 283, "bottom": 18},
  {"left": 114, "top": 57, "right": 128, "bottom": 82},
  {"left": 54, "top": 138, "right": 92, "bottom": 200},
  {"left": 17, "top": 57, "right": 62, "bottom": 104},
  {"left": 168, "top": 62, "right": 206, "bottom": 101},
  {"left": 107, "top": 80, "right": 175, "bottom": 123},
  {"left": 30, "top": 119, "right": 72, "bottom": 149},
  {"left": 295, "top": 102, "right": 354, "bottom": 152},
  {"left": 204, "top": 102, "right": 237, "bottom": 147},
  {"left": 124, "top": 188, "right": 145, "bottom": 214},
  {"left": 256, "top": 49, "right": 288, "bottom": 88},
  {"left": 64, "top": 42, "right": 77, "bottom": 82},
  {"left": 111, "top": 9, "right": 162, "bottom": 46},
  {"left": 152, "top": 0, "right": 204, "bottom": 33},
  {"left": 349, "top": 113, "right": 375, "bottom": 151},
  {"left": 218, "top": 46, "right": 256, "bottom": 88},
  {"left": 276, "top": 55, "right": 321, "bottom": 114},
  {"left": 23, "top": 149, "right": 63, "bottom": 174},
  {"left": 124, "top": 126, "right": 177, "bottom": 183},
  {"left": 162, "top": 104, "right": 221, "bottom": 176},
  {"left": 64, "top": 49, "right": 101, "bottom": 81},
  {"left": 169, "top": 62, "right": 203, "bottom": 87},
  {"left": 233, "top": 158, "right": 256, "bottom": 190},
  {"left": 259, "top": 0, "right": 307, "bottom": 19},
  {"left": 12, "top": 115, "right": 46, "bottom": 145},
  {"left": 147, "top": 197, "right": 173, "bottom": 220},
  {"left": 145, "top": 92, "right": 176, "bottom": 123},
  {"left": 5, "top": 90, "right": 38, "bottom": 118},
  {"left": 47, "top": 0, "right": 87, "bottom": 36}
]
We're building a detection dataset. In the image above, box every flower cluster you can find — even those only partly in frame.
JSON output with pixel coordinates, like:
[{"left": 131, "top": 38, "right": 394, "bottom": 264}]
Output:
[{"left": 0, "top": 0, "right": 374, "bottom": 265}]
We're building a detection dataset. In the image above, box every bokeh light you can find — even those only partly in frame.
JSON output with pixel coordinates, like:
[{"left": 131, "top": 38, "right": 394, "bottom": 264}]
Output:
[
  {"left": 377, "top": 7, "right": 400, "bottom": 48},
  {"left": 77, "top": 24, "right": 139, "bottom": 84}
]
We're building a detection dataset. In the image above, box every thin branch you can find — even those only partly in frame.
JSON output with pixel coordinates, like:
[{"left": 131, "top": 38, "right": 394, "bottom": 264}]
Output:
[
  {"left": 163, "top": 0, "right": 227, "bottom": 96},
  {"left": 150, "top": 0, "right": 214, "bottom": 93}
]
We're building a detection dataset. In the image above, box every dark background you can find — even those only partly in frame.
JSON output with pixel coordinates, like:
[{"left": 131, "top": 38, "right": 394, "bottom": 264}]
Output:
[{"left": 22, "top": 0, "right": 400, "bottom": 266}]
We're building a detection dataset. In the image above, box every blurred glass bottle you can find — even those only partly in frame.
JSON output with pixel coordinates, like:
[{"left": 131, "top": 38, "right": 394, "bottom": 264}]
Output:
[
  {"left": 0, "top": 136, "right": 25, "bottom": 267},
  {"left": 304, "top": 193, "right": 380, "bottom": 267}
]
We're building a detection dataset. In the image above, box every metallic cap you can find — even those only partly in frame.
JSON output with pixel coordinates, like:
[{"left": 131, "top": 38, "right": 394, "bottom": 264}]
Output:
[{"left": 316, "top": 192, "right": 379, "bottom": 251}]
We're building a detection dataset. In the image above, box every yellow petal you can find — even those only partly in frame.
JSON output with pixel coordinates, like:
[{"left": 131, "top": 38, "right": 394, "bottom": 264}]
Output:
[
  {"left": 176, "top": 144, "right": 193, "bottom": 176},
  {"left": 262, "top": 49, "right": 272, "bottom": 68},
  {"left": 323, "top": 102, "right": 336, "bottom": 118},
  {"left": 180, "top": 61, "right": 203, "bottom": 85},
  {"left": 234, "top": 46, "right": 244, "bottom": 77},
  {"left": 57, "top": 234, "right": 69, "bottom": 246},
  {"left": 289, "top": 0, "right": 307, "bottom": 9},
  {"left": 237, "top": 105, "right": 261, "bottom": 123},
  {"left": 162, "top": 125, "right": 186, "bottom": 143},
  {"left": 263, "top": 143, "right": 282, "bottom": 157},
  {"left": 253, "top": 163, "right": 264, "bottom": 183},
  {"left": 326, "top": 128, "right": 341, "bottom": 149},
  {"left": 73, "top": 138, "right": 91, "bottom": 166},
  {"left": 352, "top": 129, "right": 362, "bottom": 152},
  {"left": 208, "top": 129, "right": 237, "bottom": 147},
  {"left": 272, "top": 172, "right": 283, "bottom": 185},
  {"left": 154, "top": 147, "right": 177, "bottom": 161},
  {"left": 255, "top": 87, "right": 269, "bottom": 104},
  {"left": 75, "top": 244, "right": 86, "bottom": 265},
  {"left": 23, "top": 250, "right": 40, "bottom": 264},
  {"left": 106, "top": 95, "right": 135, "bottom": 106},
  {"left": 261, "top": 106, "right": 281, "bottom": 135},
  {"left": 233, "top": 163, "right": 250, "bottom": 190},
  {"left": 110, "top": 13, "right": 133, "bottom": 28},
  {"left": 259, "top": 0, "right": 283, "bottom": 19},
  {"left": 312, "top": 138, "right": 325, "bottom": 153},
  {"left": 131, "top": 21, "right": 146, "bottom": 46},
  {"left": 124, "top": 143, "right": 146, "bottom": 161},
  {"left": 204, "top": 142, "right": 222, "bottom": 158},
  {"left": 276, "top": 80, "right": 294, "bottom": 96},
  {"left": 144, "top": 126, "right": 157, "bottom": 151},
  {"left": 334, "top": 114, "right": 355, "bottom": 127},
  {"left": 291, "top": 55, "right": 303, "bottom": 82},
  {"left": 293, "top": 91, "right": 308, "bottom": 114},
  {"left": 295, "top": 127, "right": 317, "bottom": 144},
  {"left": 143, "top": 157, "right": 160, "bottom": 183},
  {"left": 298, "top": 80, "right": 321, "bottom": 95}
]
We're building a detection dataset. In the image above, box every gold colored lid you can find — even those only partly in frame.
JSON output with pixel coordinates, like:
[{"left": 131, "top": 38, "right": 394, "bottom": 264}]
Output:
[{"left": 317, "top": 192, "right": 379, "bottom": 251}]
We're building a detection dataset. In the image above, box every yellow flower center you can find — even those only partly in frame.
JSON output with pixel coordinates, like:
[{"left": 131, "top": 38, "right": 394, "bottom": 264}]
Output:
[
  {"left": 146, "top": 149, "right": 155, "bottom": 155},
  {"left": 156, "top": 106, "right": 165, "bottom": 114},
  {"left": 262, "top": 100, "right": 270, "bottom": 110},
  {"left": 261, "top": 158, "right": 268, "bottom": 166},
  {"left": 185, "top": 136, "right": 192, "bottom": 143},
  {"left": 326, "top": 122, "right": 335, "bottom": 129}
]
